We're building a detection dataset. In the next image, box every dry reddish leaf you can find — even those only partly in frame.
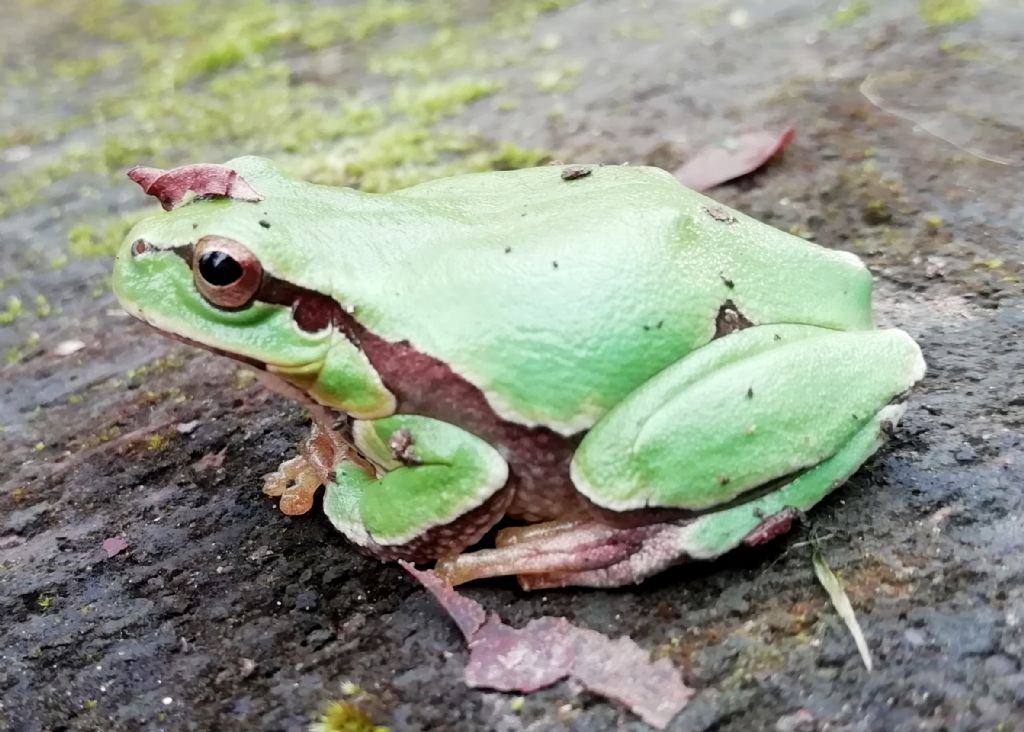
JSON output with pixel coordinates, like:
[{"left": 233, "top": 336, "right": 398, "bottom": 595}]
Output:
[
  {"left": 675, "top": 126, "right": 796, "bottom": 191},
  {"left": 102, "top": 537, "right": 129, "bottom": 558},
  {"left": 466, "top": 615, "right": 578, "bottom": 693},
  {"left": 571, "top": 629, "right": 693, "bottom": 728},
  {"left": 403, "top": 560, "right": 485, "bottom": 640},
  {"left": 401, "top": 563, "right": 693, "bottom": 729},
  {"left": 193, "top": 448, "right": 227, "bottom": 471},
  {"left": 127, "top": 163, "right": 263, "bottom": 210}
]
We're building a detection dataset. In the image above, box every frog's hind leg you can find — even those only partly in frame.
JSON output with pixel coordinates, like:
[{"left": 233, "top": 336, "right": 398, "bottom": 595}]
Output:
[
  {"left": 435, "top": 325, "right": 925, "bottom": 589},
  {"left": 436, "top": 403, "right": 905, "bottom": 589},
  {"left": 433, "top": 520, "right": 657, "bottom": 585}
]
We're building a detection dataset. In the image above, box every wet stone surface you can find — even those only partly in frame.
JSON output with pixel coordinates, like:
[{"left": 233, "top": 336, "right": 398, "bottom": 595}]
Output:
[{"left": 1, "top": 1, "right": 1022, "bottom": 730}]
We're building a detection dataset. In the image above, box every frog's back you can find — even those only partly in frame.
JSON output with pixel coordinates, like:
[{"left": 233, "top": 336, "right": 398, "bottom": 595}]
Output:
[
  {"left": 221, "top": 160, "right": 873, "bottom": 437},
  {"left": 334, "top": 165, "right": 870, "bottom": 436}
]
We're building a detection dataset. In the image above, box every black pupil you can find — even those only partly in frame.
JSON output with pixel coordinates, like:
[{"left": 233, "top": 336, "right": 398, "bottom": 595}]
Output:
[{"left": 198, "top": 251, "right": 243, "bottom": 286}]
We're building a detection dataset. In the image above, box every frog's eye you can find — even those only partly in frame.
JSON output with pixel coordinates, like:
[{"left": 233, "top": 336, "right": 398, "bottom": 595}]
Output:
[{"left": 193, "top": 235, "right": 263, "bottom": 309}]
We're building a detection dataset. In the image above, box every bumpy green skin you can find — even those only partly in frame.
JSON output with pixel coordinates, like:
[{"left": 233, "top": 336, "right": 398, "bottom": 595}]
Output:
[
  {"left": 572, "top": 324, "right": 924, "bottom": 512},
  {"left": 113, "top": 156, "right": 926, "bottom": 569},
  {"left": 114, "top": 157, "right": 875, "bottom": 431},
  {"left": 324, "top": 415, "right": 507, "bottom": 545}
]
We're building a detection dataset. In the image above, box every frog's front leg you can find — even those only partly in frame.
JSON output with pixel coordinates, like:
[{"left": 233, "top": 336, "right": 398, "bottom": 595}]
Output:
[
  {"left": 262, "top": 409, "right": 354, "bottom": 515},
  {"left": 436, "top": 324, "right": 926, "bottom": 589},
  {"left": 317, "top": 414, "right": 513, "bottom": 561}
]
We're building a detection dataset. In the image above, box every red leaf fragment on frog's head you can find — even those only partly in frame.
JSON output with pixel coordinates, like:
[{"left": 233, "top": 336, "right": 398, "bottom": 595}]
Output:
[
  {"left": 127, "top": 163, "right": 263, "bottom": 210},
  {"left": 674, "top": 126, "right": 796, "bottom": 191}
]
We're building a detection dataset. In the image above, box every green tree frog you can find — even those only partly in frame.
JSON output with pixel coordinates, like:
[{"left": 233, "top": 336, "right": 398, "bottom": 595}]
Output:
[{"left": 112, "top": 157, "right": 925, "bottom": 590}]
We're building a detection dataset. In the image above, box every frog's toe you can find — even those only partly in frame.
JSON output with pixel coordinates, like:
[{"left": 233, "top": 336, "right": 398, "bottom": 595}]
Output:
[
  {"left": 262, "top": 455, "right": 322, "bottom": 516},
  {"left": 263, "top": 415, "right": 355, "bottom": 516}
]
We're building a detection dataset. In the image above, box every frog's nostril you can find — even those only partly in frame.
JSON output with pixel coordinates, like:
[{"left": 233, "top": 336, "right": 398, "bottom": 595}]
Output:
[{"left": 131, "top": 239, "right": 149, "bottom": 256}]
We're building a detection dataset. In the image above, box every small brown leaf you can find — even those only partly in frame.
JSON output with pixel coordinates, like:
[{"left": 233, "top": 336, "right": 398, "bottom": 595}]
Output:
[
  {"left": 675, "top": 127, "right": 796, "bottom": 191},
  {"left": 194, "top": 448, "right": 227, "bottom": 471},
  {"left": 127, "top": 163, "right": 263, "bottom": 210},
  {"left": 401, "top": 563, "right": 692, "bottom": 728},
  {"left": 102, "top": 537, "right": 129, "bottom": 558}
]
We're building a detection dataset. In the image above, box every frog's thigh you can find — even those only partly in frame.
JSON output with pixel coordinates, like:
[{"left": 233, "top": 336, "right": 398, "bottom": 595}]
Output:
[
  {"left": 322, "top": 415, "right": 511, "bottom": 561},
  {"left": 570, "top": 325, "right": 926, "bottom": 514},
  {"left": 435, "top": 326, "right": 924, "bottom": 588},
  {"left": 524, "top": 402, "right": 902, "bottom": 589}
]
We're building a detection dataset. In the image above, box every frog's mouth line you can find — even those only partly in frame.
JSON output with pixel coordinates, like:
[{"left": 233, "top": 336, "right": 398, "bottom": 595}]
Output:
[
  {"left": 138, "top": 319, "right": 346, "bottom": 421},
  {"left": 138, "top": 320, "right": 270, "bottom": 372}
]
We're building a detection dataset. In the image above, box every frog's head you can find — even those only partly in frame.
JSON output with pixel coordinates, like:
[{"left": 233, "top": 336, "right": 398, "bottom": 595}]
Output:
[{"left": 112, "top": 157, "right": 396, "bottom": 419}]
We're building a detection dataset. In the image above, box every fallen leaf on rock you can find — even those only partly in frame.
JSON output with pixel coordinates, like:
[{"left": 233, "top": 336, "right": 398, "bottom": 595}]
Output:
[
  {"left": 466, "top": 615, "right": 578, "bottom": 693},
  {"left": 571, "top": 629, "right": 692, "bottom": 727},
  {"left": 176, "top": 420, "right": 201, "bottom": 435},
  {"left": 52, "top": 339, "right": 86, "bottom": 357},
  {"left": 406, "top": 562, "right": 485, "bottom": 640},
  {"left": 102, "top": 537, "right": 129, "bottom": 557},
  {"left": 402, "top": 562, "right": 694, "bottom": 729},
  {"left": 812, "top": 547, "right": 873, "bottom": 671},
  {"left": 675, "top": 126, "right": 796, "bottom": 191},
  {"left": 194, "top": 448, "right": 227, "bottom": 471}
]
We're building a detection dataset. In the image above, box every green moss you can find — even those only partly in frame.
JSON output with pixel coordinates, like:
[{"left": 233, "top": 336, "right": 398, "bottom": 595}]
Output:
[
  {"left": 919, "top": 0, "right": 978, "bottom": 26},
  {"left": 51, "top": 48, "right": 126, "bottom": 81},
  {"left": 829, "top": 1, "right": 872, "bottom": 28},
  {"left": 369, "top": 28, "right": 490, "bottom": 78},
  {"left": 126, "top": 354, "right": 186, "bottom": 384},
  {"left": 301, "top": 129, "right": 549, "bottom": 194},
  {"left": 612, "top": 23, "right": 664, "bottom": 41},
  {"left": 533, "top": 64, "right": 582, "bottom": 93},
  {"left": 0, "top": 126, "right": 46, "bottom": 149},
  {"left": 33, "top": 296, "right": 52, "bottom": 318},
  {"left": 390, "top": 79, "right": 504, "bottom": 123},
  {"left": 235, "top": 368, "right": 258, "bottom": 390},
  {"left": 3, "top": 0, "right": 565, "bottom": 230},
  {"left": 310, "top": 701, "right": 389, "bottom": 732},
  {"left": 68, "top": 214, "right": 146, "bottom": 258},
  {"left": 336, "top": 126, "right": 474, "bottom": 178},
  {"left": 339, "top": 681, "right": 363, "bottom": 697},
  {"left": 938, "top": 39, "right": 984, "bottom": 60},
  {"left": 0, "top": 296, "right": 24, "bottom": 326},
  {"left": 146, "top": 433, "right": 170, "bottom": 451},
  {"left": 61, "top": 0, "right": 430, "bottom": 80},
  {"left": 490, "top": 0, "right": 579, "bottom": 32}
]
